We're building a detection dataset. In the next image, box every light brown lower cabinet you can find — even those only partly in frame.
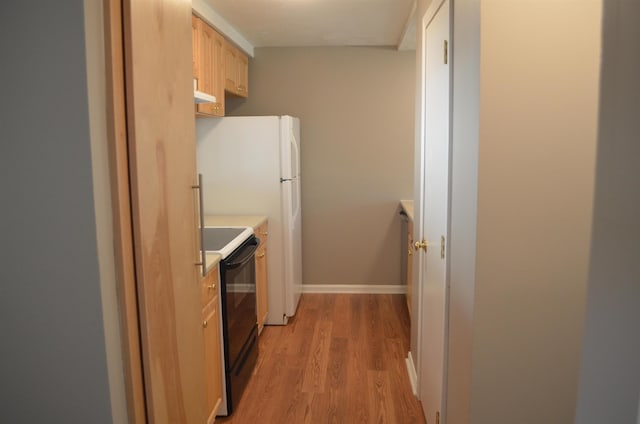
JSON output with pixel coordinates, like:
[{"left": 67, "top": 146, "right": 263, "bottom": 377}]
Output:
[
  {"left": 202, "top": 266, "right": 222, "bottom": 423},
  {"left": 255, "top": 221, "right": 269, "bottom": 333}
]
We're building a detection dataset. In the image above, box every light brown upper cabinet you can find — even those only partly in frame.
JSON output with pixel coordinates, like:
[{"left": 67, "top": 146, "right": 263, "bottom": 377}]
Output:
[
  {"left": 237, "top": 52, "right": 249, "bottom": 96},
  {"left": 193, "top": 15, "right": 224, "bottom": 117},
  {"left": 224, "top": 41, "right": 249, "bottom": 98},
  {"left": 192, "top": 15, "right": 199, "bottom": 80}
]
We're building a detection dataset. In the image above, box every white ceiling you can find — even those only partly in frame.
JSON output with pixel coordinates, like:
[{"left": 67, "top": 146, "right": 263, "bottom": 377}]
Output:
[{"left": 203, "top": 0, "right": 416, "bottom": 49}]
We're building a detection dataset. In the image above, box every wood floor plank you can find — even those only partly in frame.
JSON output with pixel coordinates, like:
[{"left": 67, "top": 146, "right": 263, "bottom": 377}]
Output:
[
  {"left": 301, "top": 320, "right": 333, "bottom": 393},
  {"left": 346, "top": 326, "right": 371, "bottom": 424},
  {"left": 268, "top": 366, "right": 309, "bottom": 423},
  {"left": 349, "top": 294, "right": 363, "bottom": 340},
  {"left": 318, "top": 294, "right": 337, "bottom": 322},
  {"left": 327, "top": 337, "right": 348, "bottom": 389},
  {"left": 309, "top": 388, "right": 349, "bottom": 424},
  {"left": 381, "top": 294, "right": 404, "bottom": 339},
  {"left": 365, "top": 295, "right": 387, "bottom": 371},
  {"left": 331, "top": 294, "right": 351, "bottom": 339},
  {"left": 367, "top": 370, "right": 398, "bottom": 423},
  {"left": 219, "top": 294, "right": 426, "bottom": 423},
  {"left": 386, "top": 338, "right": 426, "bottom": 423},
  {"left": 276, "top": 295, "right": 316, "bottom": 357},
  {"left": 285, "top": 308, "right": 319, "bottom": 368}
]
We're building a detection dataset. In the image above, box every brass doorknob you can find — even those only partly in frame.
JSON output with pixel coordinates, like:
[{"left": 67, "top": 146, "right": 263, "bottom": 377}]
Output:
[{"left": 414, "top": 240, "right": 428, "bottom": 251}]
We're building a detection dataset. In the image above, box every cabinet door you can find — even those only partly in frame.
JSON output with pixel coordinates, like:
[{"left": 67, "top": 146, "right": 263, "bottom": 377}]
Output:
[
  {"left": 223, "top": 40, "right": 248, "bottom": 97},
  {"left": 256, "top": 245, "right": 268, "bottom": 333},
  {"left": 196, "top": 19, "right": 224, "bottom": 117},
  {"left": 191, "top": 15, "right": 199, "bottom": 79},
  {"left": 236, "top": 52, "right": 248, "bottom": 97},
  {"left": 123, "top": 0, "right": 206, "bottom": 422},
  {"left": 197, "top": 20, "right": 216, "bottom": 114},
  {"left": 224, "top": 42, "right": 238, "bottom": 93},
  {"left": 211, "top": 31, "right": 225, "bottom": 115},
  {"left": 203, "top": 296, "right": 223, "bottom": 424},
  {"left": 201, "top": 265, "right": 219, "bottom": 307},
  {"left": 255, "top": 222, "right": 268, "bottom": 333}
]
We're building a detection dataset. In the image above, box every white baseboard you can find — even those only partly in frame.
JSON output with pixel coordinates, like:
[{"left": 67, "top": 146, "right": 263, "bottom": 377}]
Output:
[
  {"left": 302, "top": 284, "right": 407, "bottom": 294},
  {"left": 406, "top": 351, "right": 418, "bottom": 396}
]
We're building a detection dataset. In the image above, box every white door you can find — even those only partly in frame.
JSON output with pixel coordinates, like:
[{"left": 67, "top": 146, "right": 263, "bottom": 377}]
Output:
[{"left": 418, "top": 0, "right": 450, "bottom": 423}]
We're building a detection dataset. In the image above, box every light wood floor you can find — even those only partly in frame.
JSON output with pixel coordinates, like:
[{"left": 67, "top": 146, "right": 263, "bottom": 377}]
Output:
[{"left": 219, "top": 293, "right": 426, "bottom": 423}]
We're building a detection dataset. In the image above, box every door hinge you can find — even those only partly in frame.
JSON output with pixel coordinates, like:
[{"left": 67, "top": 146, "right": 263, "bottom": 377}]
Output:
[
  {"left": 444, "top": 40, "right": 448, "bottom": 64},
  {"left": 440, "top": 236, "right": 445, "bottom": 259}
]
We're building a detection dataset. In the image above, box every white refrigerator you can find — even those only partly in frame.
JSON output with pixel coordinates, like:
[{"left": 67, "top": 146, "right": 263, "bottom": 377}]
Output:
[{"left": 196, "top": 116, "right": 302, "bottom": 325}]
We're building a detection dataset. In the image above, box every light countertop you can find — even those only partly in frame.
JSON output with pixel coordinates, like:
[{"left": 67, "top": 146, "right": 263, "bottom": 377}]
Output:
[
  {"left": 203, "top": 215, "right": 268, "bottom": 230},
  {"left": 201, "top": 215, "right": 268, "bottom": 275},
  {"left": 204, "top": 252, "right": 221, "bottom": 275},
  {"left": 400, "top": 200, "right": 414, "bottom": 221}
]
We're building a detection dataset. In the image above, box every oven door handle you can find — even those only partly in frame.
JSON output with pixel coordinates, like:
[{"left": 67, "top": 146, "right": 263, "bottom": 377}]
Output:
[{"left": 225, "top": 239, "right": 260, "bottom": 269}]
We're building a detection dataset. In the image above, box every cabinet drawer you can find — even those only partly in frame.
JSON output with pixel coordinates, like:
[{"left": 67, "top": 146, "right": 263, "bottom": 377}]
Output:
[{"left": 201, "top": 266, "right": 220, "bottom": 308}]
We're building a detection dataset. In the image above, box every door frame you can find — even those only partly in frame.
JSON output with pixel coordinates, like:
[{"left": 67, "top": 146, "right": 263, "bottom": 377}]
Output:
[
  {"left": 103, "top": 0, "right": 147, "bottom": 422},
  {"left": 414, "top": 0, "right": 453, "bottom": 421}
]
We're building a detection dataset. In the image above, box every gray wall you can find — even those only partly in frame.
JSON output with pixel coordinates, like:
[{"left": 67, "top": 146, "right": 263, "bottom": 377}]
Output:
[
  {"left": 470, "top": 1, "right": 601, "bottom": 422},
  {"left": 84, "top": 0, "right": 128, "bottom": 421},
  {"left": 413, "top": 1, "right": 640, "bottom": 423},
  {"left": 412, "top": 0, "right": 603, "bottom": 423},
  {"left": 446, "top": 0, "right": 479, "bottom": 422},
  {"left": 0, "top": 2, "right": 114, "bottom": 422},
  {"left": 575, "top": 1, "right": 640, "bottom": 422},
  {"left": 226, "top": 46, "right": 415, "bottom": 286}
]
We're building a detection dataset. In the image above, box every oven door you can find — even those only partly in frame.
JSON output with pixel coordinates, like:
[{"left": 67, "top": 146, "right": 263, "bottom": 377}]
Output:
[{"left": 219, "top": 235, "right": 259, "bottom": 414}]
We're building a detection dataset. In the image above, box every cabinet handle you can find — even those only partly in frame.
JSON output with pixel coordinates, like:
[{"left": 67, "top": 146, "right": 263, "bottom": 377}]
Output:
[
  {"left": 192, "top": 173, "right": 206, "bottom": 276},
  {"left": 260, "top": 231, "right": 268, "bottom": 236},
  {"left": 257, "top": 252, "right": 265, "bottom": 259},
  {"left": 203, "top": 320, "right": 208, "bottom": 328},
  {"left": 207, "top": 283, "right": 216, "bottom": 290}
]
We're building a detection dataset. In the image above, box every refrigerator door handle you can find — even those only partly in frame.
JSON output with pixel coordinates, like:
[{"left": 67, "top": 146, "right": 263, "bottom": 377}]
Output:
[
  {"left": 289, "top": 127, "right": 302, "bottom": 222},
  {"left": 293, "top": 177, "right": 301, "bottom": 222},
  {"left": 290, "top": 129, "right": 300, "bottom": 177},
  {"left": 279, "top": 177, "right": 301, "bottom": 224}
]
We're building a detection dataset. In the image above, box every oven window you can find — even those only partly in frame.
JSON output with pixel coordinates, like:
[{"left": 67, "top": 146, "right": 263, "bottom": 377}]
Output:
[{"left": 224, "top": 259, "right": 257, "bottom": 368}]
